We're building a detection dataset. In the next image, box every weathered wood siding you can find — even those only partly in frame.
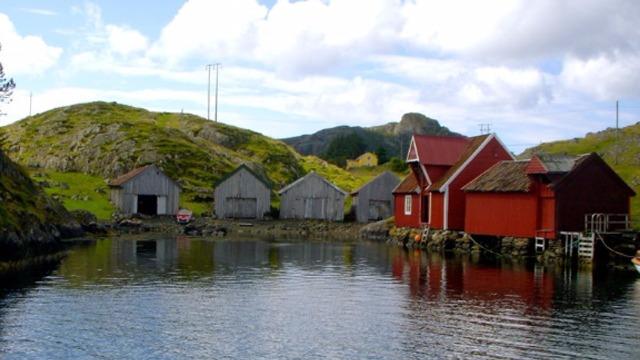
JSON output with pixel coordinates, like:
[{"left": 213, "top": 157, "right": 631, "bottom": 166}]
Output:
[
  {"left": 353, "top": 171, "right": 399, "bottom": 223},
  {"left": 110, "top": 166, "right": 180, "bottom": 215},
  {"left": 214, "top": 167, "right": 271, "bottom": 219},
  {"left": 279, "top": 173, "right": 346, "bottom": 221}
]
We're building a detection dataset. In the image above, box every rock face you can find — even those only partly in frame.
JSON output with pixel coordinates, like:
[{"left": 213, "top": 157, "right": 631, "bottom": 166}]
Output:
[
  {"left": 0, "top": 149, "right": 82, "bottom": 261},
  {"left": 282, "top": 112, "right": 459, "bottom": 158}
]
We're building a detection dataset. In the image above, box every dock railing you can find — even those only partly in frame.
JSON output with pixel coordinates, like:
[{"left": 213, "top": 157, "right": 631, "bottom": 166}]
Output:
[{"left": 584, "top": 213, "right": 630, "bottom": 234}]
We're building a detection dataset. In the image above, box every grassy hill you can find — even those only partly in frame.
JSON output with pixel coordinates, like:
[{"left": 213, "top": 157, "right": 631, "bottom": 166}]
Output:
[
  {"left": 521, "top": 124, "right": 640, "bottom": 221},
  {"left": 0, "top": 148, "right": 78, "bottom": 260},
  {"left": 1, "top": 102, "right": 383, "bottom": 218}
]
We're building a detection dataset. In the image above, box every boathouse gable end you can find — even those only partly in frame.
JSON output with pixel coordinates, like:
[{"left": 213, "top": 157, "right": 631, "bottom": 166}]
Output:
[
  {"left": 430, "top": 134, "right": 514, "bottom": 230},
  {"left": 351, "top": 171, "right": 400, "bottom": 223},
  {"left": 214, "top": 164, "right": 272, "bottom": 220},
  {"left": 553, "top": 153, "right": 635, "bottom": 232},
  {"left": 109, "top": 165, "right": 180, "bottom": 216},
  {"left": 392, "top": 172, "right": 421, "bottom": 228},
  {"left": 279, "top": 172, "right": 347, "bottom": 221}
]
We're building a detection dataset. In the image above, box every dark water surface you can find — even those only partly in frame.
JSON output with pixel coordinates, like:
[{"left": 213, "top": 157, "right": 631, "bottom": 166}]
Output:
[{"left": 1, "top": 236, "right": 639, "bottom": 359}]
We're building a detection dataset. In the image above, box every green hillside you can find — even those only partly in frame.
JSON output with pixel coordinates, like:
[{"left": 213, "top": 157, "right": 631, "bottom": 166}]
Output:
[
  {"left": 0, "top": 148, "right": 78, "bottom": 260},
  {"left": 1, "top": 102, "right": 379, "bottom": 218},
  {"left": 521, "top": 124, "right": 640, "bottom": 221}
]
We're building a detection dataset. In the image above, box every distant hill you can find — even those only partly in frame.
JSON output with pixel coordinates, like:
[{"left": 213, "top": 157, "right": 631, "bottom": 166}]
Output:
[
  {"left": 1, "top": 102, "right": 377, "bottom": 216},
  {"left": 281, "top": 113, "right": 460, "bottom": 159},
  {"left": 521, "top": 123, "right": 640, "bottom": 220}
]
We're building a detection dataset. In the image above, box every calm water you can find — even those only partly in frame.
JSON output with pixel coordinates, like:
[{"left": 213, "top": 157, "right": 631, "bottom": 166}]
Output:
[{"left": 1, "top": 237, "right": 640, "bottom": 359}]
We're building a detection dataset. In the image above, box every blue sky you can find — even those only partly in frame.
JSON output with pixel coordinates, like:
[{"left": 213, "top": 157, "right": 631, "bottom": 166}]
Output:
[{"left": 1, "top": 0, "right": 640, "bottom": 153}]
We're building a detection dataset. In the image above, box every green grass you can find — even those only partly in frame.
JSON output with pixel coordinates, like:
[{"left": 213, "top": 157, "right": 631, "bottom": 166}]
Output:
[{"left": 30, "top": 170, "right": 115, "bottom": 220}]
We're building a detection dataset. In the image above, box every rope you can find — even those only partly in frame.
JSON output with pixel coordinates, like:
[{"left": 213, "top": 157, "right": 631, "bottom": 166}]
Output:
[{"left": 595, "top": 232, "right": 637, "bottom": 259}]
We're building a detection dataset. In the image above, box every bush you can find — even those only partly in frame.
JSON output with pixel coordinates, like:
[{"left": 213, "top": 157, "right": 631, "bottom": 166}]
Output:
[{"left": 389, "top": 157, "right": 408, "bottom": 172}]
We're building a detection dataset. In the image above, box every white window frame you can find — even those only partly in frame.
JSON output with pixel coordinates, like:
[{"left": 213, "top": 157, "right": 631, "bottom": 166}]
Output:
[{"left": 404, "top": 195, "right": 412, "bottom": 215}]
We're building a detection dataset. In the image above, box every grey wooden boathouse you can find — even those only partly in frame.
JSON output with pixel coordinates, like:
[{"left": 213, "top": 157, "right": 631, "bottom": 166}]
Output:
[
  {"left": 351, "top": 171, "right": 400, "bottom": 223},
  {"left": 109, "top": 165, "right": 180, "bottom": 216},
  {"left": 214, "top": 164, "right": 271, "bottom": 219},
  {"left": 279, "top": 171, "right": 347, "bottom": 221}
]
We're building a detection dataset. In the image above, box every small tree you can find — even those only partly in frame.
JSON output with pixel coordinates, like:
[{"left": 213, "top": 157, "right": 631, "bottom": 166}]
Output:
[
  {"left": 375, "top": 146, "right": 388, "bottom": 165},
  {"left": 0, "top": 44, "right": 15, "bottom": 106},
  {"left": 0, "top": 43, "right": 15, "bottom": 150},
  {"left": 389, "top": 157, "right": 408, "bottom": 172}
]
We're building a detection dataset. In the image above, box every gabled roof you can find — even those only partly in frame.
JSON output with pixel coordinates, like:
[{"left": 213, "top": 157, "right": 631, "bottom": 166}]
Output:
[
  {"left": 463, "top": 160, "right": 531, "bottom": 192},
  {"left": 552, "top": 153, "right": 635, "bottom": 195},
  {"left": 392, "top": 172, "right": 420, "bottom": 194},
  {"left": 351, "top": 171, "right": 399, "bottom": 196},
  {"left": 528, "top": 153, "right": 578, "bottom": 174},
  {"left": 278, "top": 171, "right": 348, "bottom": 196},
  {"left": 429, "top": 134, "right": 493, "bottom": 192},
  {"left": 109, "top": 165, "right": 152, "bottom": 187},
  {"left": 408, "top": 135, "right": 470, "bottom": 166},
  {"left": 215, "top": 164, "right": 272, "bottom": 189}
]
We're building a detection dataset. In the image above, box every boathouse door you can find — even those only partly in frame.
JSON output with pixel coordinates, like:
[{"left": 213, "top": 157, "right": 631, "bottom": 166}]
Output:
[
  {"left": 157, "top": 196, "right": 167, "bottom": 215},
  {"left": 226, "top": 198, "right": 258, "bottom": 218},
  {"left": 368, "top": 200, "right": 391, "bottom": 221},
  {"left": 304, "top": 197, "right": 327, "bottom": 219},
  {"left": 137, "top": 195, "right": 158, "bottom": 215}
]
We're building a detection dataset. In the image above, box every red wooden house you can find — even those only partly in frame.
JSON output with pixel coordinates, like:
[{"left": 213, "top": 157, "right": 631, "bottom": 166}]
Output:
[
  {"left": 424, "top": 134, "right": 513, "bottom": 230},
  {"left": 392, "top": 172, "right": 421, "bottom": 228},
  {"left": 463, "top": 153, "right": 635, "bottom": 239},
  {"left": 400, "top": 135, "right": 470, "bottom": 228},
  {"left": 395, "top": 133, "right": 513, "bottom": 229}
]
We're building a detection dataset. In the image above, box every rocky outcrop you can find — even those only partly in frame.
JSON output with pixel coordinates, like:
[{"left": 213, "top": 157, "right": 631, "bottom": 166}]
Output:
[{"left": 0, "top": 149, "right": 82, "bottom": 261}]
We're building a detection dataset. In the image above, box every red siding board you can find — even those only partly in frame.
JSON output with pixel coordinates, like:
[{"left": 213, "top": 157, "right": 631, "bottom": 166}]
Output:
[
  {"left": 430, "top": 192, "right": 444, "bottom": 229},
  {"left": 465, "top": 192, "right": 538, "bottom": 238},
  {"left": 394, "top": 193, "right": 421, "bottom": 228},
  {"left": 446, "top": 138, "right": 513, "bottom": 230}
]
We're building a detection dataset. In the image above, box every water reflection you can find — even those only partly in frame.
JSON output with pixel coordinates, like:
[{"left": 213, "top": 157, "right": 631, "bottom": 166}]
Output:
[{"left": 0, "top": 237, "right": 639, "bottom": 359}]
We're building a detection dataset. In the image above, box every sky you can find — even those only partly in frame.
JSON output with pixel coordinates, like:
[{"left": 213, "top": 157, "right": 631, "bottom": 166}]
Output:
[{"left": 1, "top": 0, "right": 640, "bottom": 153}]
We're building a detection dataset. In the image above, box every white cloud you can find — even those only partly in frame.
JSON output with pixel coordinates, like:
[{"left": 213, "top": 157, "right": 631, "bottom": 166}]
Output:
[
  {"left": 19, "top": 8, "right": 58, "bottom": 16},
  {"left": 0, "top": 13, "right": 63, "bottom": 75},
  {"left": 106, "top": 25, "right": 149, "bottom": 56},
  {"left": 561, "top": 53, "right": 640, "bottom": 100},
  {"left": 150, "top": 0, "right": 267, "bottom": 65}
]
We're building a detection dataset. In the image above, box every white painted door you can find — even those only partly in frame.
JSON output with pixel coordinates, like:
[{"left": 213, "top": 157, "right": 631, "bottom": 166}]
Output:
[
  {"left": 157, "top": 196, "right": 167, "bottom": 215},
  {"left": 132, "top": 195, "right": 138, "bottom": 214}
]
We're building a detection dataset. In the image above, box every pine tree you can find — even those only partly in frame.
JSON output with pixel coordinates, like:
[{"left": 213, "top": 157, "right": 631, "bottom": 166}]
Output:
[{"left": 0, "top": 43, "right": 15, "bottom": 150}]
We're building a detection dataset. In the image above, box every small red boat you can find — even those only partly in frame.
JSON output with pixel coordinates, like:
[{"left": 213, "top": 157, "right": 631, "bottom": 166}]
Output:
[
  {"left": 632, "top": 256, "right": 640, "bottom": 274},
  {"left": 176, "top": 209, "right": 193, "bottom": 224}
]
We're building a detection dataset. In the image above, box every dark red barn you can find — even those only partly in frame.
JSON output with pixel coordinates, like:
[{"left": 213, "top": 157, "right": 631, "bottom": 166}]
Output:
[{"left": 463, "top": 153, "right": 635, "bottom": 239}]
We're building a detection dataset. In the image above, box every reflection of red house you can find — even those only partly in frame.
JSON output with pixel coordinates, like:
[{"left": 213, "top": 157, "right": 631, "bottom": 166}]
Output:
[
  {"left": 463, "top": 153, "right": 635, "bottom": 239},
  {"left": 392, "top": 173, "right": 421, "bottom": 228},
  {"left": 398, "top": 133, "right": 513, "bottom": 229}
]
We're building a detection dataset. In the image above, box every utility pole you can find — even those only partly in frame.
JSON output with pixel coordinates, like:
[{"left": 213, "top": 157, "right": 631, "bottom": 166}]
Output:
[
  {"left": 206, "top": 64, "right": 213, "bottom": 120},
  {"left": 479, "top": 123, "right": 492, "bottom": 134},
  {"left": 214, "top": 63, "right": 220, "bottom": 122},
  {"left": 615, "top": 100, "right": 619, "bottom": 164},
  {"left": 29, "top": 92, "right": 32, "bottom": 117}
]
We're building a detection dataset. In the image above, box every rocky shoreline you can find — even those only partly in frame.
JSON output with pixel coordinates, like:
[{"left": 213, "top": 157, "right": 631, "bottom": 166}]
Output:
[
  {"left": 359, "top": 219, "right": 639, "bottom": 271},
  {"left": 78, "top": 214, "right": 366, "bottom": 241}
]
